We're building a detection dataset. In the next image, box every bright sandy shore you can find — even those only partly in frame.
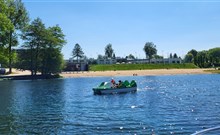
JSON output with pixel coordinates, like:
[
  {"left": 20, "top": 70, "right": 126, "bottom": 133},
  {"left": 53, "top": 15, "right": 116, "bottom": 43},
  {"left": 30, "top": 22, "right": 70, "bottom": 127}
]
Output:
[
  {"left": 60, "top": 68, "right": 211, "bottom": 78},
  {"left": 2, "top": 68, "right": 212, "bottom": 78}
]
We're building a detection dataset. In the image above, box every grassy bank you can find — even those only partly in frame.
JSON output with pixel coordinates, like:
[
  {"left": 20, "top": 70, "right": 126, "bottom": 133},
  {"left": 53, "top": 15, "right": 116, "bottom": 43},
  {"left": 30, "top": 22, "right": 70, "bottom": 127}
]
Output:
[{"left": 90, "top": 63, "right": 198, "bottom": 71}]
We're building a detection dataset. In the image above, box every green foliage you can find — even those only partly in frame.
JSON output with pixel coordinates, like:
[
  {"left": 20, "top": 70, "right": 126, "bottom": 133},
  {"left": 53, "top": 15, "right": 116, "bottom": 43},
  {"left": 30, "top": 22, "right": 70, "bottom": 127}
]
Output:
[
  {"left": 40, "top": 25, "right": 66, "bottom": 74},
  {"left": 6, "top": 0, "right": 29, "bottom": 30},
  {"left": 15, "top": 49, "right": 30, "bottom": 70},
  {"left": 143, "top": 42, "right": 157, "bottom": 62},
  {"left": 105, "top": 44, "right": 114, "bottom": 58},
  {"left": 188, "top": 49, "right": 198, "bottom": 58},
  {"left": 0, "top": 14, "right": 14, "bottom": 33},
  {"left": 1, "top": 0, "right": 66, "bottom": 75},
  {"left": 0, "top": 46, "right": 9, "bottom": 67},
  {"left": 21, "top": 18, "right": 46, "bottom": 75},
  {"left": 41, "top": 48, "right": 64, "bottom": 74},
  {"left": 195, "top": 51, "right": 209, "bottom": 68},
  {"left": 208, "top": 47, "right": 220, "bottom": 64},
  {"left": 184, "top": 53, "right": 193, "bottom": 63},
  {"left": 0, "top": 1, "right": 13, "bottom": 30},
  {"left": 0, "top": 0, "right": 14, "bottom": 45},
  {"left": 173, "top": 53, "right": 178, "bottom": 58},
  {"left": 184, "top": 49, "right": 198, "bottom": 64},
  {"left": 20, "top": 18, "right": 66, "bottom": 75},
  {"left": 170, "top": 53, "right": 173, "bottom": 58},
  {"left": 0, "top": 46, "right": 16, "bottom": 68},
  {"left": 72, "top": 43, "right": 84, "bottom": 62},
  {"left": 126, "top": 54, "right": 135, "bottom": 59},
  {"left": 90, "top": 63, "right": 197, "bottom": 71},
  {"left": 113, "top": 53, "right": 116, "bottom": 59},
  {"left": 97, "top": 54, "right": 104, "bottom": 59},
  {"left": 184, "top": 48, "right": 220, "bottom": 68},
  {"left": 47, "top": 25, "right": 66, "bottom": 49},
  {"left": 0, "top": 0, "right": 29, "bottom": 73},
  {"left": 153, "top": 54, "right": 163, "bottom": 59}
]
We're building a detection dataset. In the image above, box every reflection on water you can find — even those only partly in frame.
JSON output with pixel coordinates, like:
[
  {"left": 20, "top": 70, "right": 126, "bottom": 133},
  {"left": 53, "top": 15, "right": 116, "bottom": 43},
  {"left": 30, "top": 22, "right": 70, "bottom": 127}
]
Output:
[
  {"left": 0, "top": 75, "right": 220, "bottom": 134},
  {"left": 0, "top": 80, "right": 65, "bottom": 134}
]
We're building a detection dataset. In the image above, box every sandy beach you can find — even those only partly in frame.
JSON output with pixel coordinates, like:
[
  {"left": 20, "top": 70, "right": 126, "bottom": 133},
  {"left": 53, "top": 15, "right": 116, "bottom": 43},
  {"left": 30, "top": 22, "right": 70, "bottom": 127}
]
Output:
[
  {"left": 2, "top": 68, "right": 212, "bottom": 78},
  {"left": 60, "top": 68, "right": 211, "bottom": 78}
]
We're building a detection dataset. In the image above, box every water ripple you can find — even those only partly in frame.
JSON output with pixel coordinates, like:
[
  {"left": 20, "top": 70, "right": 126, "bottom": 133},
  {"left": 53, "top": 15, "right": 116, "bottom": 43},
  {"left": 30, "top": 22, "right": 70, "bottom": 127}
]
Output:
[{"left": 1, "top": 75, "right": 220, "bottom": 134}]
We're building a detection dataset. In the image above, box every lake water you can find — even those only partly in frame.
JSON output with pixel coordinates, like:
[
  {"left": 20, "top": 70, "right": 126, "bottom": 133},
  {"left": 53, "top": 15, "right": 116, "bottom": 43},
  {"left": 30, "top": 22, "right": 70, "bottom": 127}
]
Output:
[{"left": 0, "top": 74, "right": 220, "bottom": 134}]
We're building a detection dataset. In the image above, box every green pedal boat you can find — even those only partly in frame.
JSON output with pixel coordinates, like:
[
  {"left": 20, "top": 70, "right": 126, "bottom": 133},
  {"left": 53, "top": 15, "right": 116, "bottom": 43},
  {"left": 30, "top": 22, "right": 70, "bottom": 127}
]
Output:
[{"left": 93, "top": 80, "right": 137, "bottom": 95}]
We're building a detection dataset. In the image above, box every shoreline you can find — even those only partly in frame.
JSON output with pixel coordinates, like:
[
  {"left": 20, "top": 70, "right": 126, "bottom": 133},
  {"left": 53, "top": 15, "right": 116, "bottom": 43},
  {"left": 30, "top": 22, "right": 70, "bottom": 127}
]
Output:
[
  {"left": 60, "top": 68, "right": 212, "bottom": 78},
  {"left": 0, "top": 68, "right": 214, "bottom": 79}
]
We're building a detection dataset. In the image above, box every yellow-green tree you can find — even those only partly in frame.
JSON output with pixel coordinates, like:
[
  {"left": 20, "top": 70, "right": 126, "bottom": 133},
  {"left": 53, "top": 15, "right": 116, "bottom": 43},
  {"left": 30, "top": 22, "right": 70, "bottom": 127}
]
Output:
[
  {"left": 0, "top": 0, "right": 14, "bottom": 67},
  {"left": 5, "top": 0, "right": 29, "bottom": 73}
]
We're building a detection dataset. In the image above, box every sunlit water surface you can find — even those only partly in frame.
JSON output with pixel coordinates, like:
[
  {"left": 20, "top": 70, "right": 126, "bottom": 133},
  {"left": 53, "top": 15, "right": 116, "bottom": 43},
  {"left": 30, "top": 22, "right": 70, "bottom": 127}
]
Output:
[{"left": 0, "top": 74, "right": 220, "bottom": 134}]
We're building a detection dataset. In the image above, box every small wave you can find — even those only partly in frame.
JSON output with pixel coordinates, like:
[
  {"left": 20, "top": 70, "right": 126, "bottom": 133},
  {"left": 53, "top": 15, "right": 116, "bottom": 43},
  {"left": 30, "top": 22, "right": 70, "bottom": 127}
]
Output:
[
  {"left": 131, "top": 105, "right": 137, "bottom": 109},
  {"left": 130, "top": 105, "right": 144, "bottom": 109}
]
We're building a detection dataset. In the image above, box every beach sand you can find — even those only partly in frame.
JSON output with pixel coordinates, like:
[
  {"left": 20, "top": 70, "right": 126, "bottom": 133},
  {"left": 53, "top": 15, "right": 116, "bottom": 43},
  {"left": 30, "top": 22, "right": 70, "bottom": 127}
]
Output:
[
  {"left": 60, "top": 68, "right": 211, "bottom": 78},
  {"left": 2, "top": 68, "right": 211, "bottom": 78}
]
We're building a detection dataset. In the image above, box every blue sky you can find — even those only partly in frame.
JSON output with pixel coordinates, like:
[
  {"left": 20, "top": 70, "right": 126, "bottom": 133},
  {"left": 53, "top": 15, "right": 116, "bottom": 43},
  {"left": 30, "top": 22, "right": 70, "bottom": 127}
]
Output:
[{"left": 22, "top": 0, "right": 220, "bottom": 59}]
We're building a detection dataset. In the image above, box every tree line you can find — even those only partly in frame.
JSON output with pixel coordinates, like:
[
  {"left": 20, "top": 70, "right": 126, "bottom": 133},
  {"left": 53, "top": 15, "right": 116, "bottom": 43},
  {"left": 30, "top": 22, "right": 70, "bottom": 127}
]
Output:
[
  {"left": 1, "top": 0, "right": 220, "bottom": 75},
  {"left": 73, "top": 41, "right": 220, "bottom": 70},
  {"left": 184, "top": 48, "right": 220, "bottom": 68},
  {"left": 0, "top": 0, "right": 65, "bottom": 76},
  {"left": 72, "top": 42, "right": 179, "bottom": 63}
]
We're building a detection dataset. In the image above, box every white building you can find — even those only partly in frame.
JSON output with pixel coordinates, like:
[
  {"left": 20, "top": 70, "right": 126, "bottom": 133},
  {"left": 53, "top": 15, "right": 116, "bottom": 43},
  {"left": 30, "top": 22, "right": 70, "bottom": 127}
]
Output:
[
  {"left": 97, "top": 58, "right": 117, "bottom": 64},
  {"left": 65, "top": 58, "right": 89, "bottom": 71},
  {"left": 127, "top": 58, "right": 182, "bottom": 64}
]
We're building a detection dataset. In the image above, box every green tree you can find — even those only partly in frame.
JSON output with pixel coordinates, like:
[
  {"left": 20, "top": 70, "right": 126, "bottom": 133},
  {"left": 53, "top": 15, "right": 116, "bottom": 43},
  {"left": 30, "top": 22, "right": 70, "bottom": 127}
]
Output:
[
  {"left": 21, "top": 18, "right": 66, "bottom": 75},
  {"left": 188, "top": 49, "right": 198, "bottom": 58},
  {"left": 97, "top": 54, "right": 104, "bottom": 59},
  {"left": 6, "top": 0, "right": 29, "bottom": 73},
  {"left": 184, "top": 53, "right": 193, "bottom": 63},
  {"left": 0, "top": 0, "right": 14, "bottom": 35},
  {"left": 72, "top": 43, "right": 84, "bottom": 62},
  {"left": 186, "top": 49, "right": 198, "bottom": 64},
  {"left": 41, "top": 48, "right": 65, "bottom": 74},
  {"left": 15, "top": 49, "right": 30, "bottom": 70},
  {"left": 208, "top": 47, "right": 220, "bottom": 65},
  {"left": 143, "top": 42, "right": 157, "bottom": 63},
  {"left": 126, "top": 54, "right": 135, "bottom": 59},
  {"left": 0, "top": 46, "right": 9, "bottom": 67},
  {"left": 22, "top": 18, "right": 46, "bottom": 75},
  {"left": 113, "top": 53, "right": 116, "bottom": 59},
  {"left": 105, "top": 44, "right": 114, "bottom": 58},
  {"left": 41, "top": 25, "right": 66, "bottom": 75},
  {"left": 173, "top": 53, "right": 178, "bottom": 58},
  {"left": 153, "top": 54, "right": 163, "bottom": 59},
  {"left": 185, "top": 48, "right": 220, "bottom": 68},
  {"left": 170, "top": 53, "right": 173, "bottom": 58},
  {"left": 196, "top": 51, "right": 209, "bottom": 68},
  {"left": 0, "top": 33, "right": 18, "bottom": 69},
  {"left": 184, "top": 49, "right": 198, "bottom": 64},
  {"left": 97, "top": 54, "right": 107, "bottom": 59},
  {"left": 0, "top": 0, "right": 13, "bottom": 67}
]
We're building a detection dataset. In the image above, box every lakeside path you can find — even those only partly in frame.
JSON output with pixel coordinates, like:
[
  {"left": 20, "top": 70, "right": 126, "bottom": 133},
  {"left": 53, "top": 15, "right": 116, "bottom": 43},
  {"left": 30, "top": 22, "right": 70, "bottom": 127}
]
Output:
[{"left": 60, "top": 69, "right": 211, "bottom": 78}]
